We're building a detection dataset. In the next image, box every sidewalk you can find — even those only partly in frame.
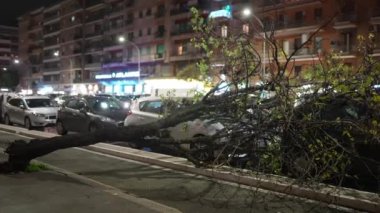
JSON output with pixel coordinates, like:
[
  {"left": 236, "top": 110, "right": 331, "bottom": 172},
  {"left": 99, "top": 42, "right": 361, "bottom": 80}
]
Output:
[
  {"left": 0, "top": 124, "right": 379, "bottom": 212},
  {"left": 0, "top": 153, "right": 180, "bottom": 213}
]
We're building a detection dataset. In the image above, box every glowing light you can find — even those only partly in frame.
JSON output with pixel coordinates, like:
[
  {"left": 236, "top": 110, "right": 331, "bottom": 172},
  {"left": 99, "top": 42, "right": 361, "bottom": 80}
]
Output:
[
  {"left": 100, "top": 102, "right": 108, "bottom": 109},
  {"left": 242, "top": 8, "right": 251, "bottom": 17},
  {"left": 118, "top": 36, "right": 126, "bottom": 43}
]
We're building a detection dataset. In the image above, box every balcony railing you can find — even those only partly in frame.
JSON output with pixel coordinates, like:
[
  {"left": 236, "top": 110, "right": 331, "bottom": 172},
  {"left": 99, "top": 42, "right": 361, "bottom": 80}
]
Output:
[
  {"left": 85, "top": 31, "right": 103, "bottom": 38},
  {"left": 171, "top": 25, "right": 193, "bottom": 36},
  {"left": 170, "top": 7, "right": 190, "bottom": 16},
  {"left": 86, "top": 13, "right": 104, "bottom": 23},
  {"left": 336, "top": 13, "right": 356, "bottom": 22},
  {"left": 86, "top": 0, "right": 103, "bottom": 8}
]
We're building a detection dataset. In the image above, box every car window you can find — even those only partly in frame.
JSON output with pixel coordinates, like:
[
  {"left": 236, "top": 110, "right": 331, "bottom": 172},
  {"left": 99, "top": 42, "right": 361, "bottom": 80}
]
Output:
[
  {"left": 9, "top": 99, "right": 21, "bottom": 107},
  {"left": 25, "top": 99, "right": 55, "bottom": 108},
  {"left": 66, "top": 99, "right": 79, "bottom": 109},
  {"left": 87, "top": 97, "right": 122, "bottom": 112},
  {"left": 140, "top": 101, "right": 162, "bottom": 114}
]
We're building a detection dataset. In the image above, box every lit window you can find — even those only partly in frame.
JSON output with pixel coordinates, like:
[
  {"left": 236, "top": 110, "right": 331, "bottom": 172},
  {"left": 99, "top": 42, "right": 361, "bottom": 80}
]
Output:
[
  {"left": 221, "top": 25, "right": 228, "bottom": 37},
  {"left": 178, "top": 45, "right": 183, "bottom": 55},
  {"left": 71, "top": 16, "right": 75, "bottom": 22},
  {"left": 242, "top": 24, "right": 249, "bottom": 34}
]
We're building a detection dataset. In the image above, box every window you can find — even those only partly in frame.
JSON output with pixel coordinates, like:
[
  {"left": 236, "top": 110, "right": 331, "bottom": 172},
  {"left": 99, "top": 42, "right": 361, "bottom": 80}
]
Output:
[
  {"left": 242, "top": 24, "right": 249, "bottom": 34},
  {"left": 294, "top": 66, "right": 302, "bottom": 77},
  {"left": 25, "top": 98, "right": 54, "bottom": 108},
  {"left": 139, "top": 29, "right": 143, "bottom": 37},
  {"left": 139, "top": 100, "right": 162, "bottom": 114},
  {"left": 314, "top": 36, "right": 322, "bottom": 53},
  {"left": 146, "top": 8, "right": 152, "bottom": 16},
  {"left": 147, "top": 28, "right": 151, "bottom": 35},
  {"left": 221, "top": 25, "right": 228, "bottom": 37},
  {"left": 66, "top": 99, "right": 79, "bottom": 109},
  {"left": 314, "top": 8, "right": 322, "bottom": 21},
  {"left": 178, "top": 44, "right": 184, "bottom": 55},
  {"left": 9, "top": 99, "right": 21, "bottom": 107},
  {"left": 139, "top": 11, "right": 143, "bottom": 18}
]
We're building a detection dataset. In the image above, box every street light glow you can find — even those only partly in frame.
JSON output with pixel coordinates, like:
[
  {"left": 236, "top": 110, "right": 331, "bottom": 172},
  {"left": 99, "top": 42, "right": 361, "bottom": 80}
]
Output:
[
  {"left": 14, "top": 59, "right": 20, "bottom": 64},
  {"left": 54, "top": 51, "right": 59, "bottom": 57},
  {"left": 242, "top": 8, "right": 251, "bottom": 17},
  {"left": 2, "top": 67, "right": 7, "bottom": 71},
  {"left": 118, "top": 36, "right": 126, "bottom": 43}
]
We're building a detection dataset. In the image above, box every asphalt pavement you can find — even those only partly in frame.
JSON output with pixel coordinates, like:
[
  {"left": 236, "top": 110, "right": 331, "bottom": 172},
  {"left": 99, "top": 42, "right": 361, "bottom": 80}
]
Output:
[{"left": 0, "top": 130, "right": 349, "bottom": 213}]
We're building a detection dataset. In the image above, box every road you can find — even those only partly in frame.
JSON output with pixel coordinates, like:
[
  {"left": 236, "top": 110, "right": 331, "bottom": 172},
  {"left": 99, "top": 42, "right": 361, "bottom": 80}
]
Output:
[{"left": 0, "top": 130, "right": 349, "bottom": 213}]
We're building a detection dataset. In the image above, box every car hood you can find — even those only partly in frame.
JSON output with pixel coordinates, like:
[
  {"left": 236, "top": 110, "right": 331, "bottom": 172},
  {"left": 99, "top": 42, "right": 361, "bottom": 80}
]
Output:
[
  {"left": 29, "top": 107, "right": 59, "bottom": 114},
  {"left": 94, "top": 109, "right": 129, "bottom": 121}
]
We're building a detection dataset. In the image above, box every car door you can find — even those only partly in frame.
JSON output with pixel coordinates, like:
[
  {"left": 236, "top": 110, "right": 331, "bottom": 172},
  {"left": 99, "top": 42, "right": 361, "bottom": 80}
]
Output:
[
  {"left": 75, "top": 99, "right": 90, "bottom": 132},
  {"left": 133, "top": 100, "right": 162, "bottom": 125},
  {"left": 61, "top": 99, "right": 81, "bottom": 132},
  {"left": 8, "top": 99, "right": 25, "bottom": 125},
  {"left": 6, "top": 99, "right": 18, "bottom": 124}
]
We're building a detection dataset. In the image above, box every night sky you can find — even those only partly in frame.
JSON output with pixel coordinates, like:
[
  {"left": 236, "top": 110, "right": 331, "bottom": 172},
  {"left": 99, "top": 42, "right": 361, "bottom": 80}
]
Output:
[{"left": 1, "top": 0, "right": 60, "bottom": 26}]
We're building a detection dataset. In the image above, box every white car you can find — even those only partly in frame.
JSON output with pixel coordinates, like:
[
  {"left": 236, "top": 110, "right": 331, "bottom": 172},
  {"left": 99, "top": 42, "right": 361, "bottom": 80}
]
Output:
[
  {"left": 3, "top": 96, "right": 59, "bottom": 130},
  {"left": 124, "top": 97, "right": 225, "bottom": 160}
]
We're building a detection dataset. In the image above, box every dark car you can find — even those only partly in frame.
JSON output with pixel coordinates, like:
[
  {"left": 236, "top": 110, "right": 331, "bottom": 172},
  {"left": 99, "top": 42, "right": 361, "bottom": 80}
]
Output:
[{"left": 56, "top": 95, "right": 129, "bottom": 135}]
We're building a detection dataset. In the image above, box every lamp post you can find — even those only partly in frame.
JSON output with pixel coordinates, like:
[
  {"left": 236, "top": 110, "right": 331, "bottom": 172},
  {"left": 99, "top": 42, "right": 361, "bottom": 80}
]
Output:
[
  {"left": 242, "top": 8, "right": 266, "bottom": 82},
  {"left": 118, "top": 36, "right": 141, "bottom": 81}
]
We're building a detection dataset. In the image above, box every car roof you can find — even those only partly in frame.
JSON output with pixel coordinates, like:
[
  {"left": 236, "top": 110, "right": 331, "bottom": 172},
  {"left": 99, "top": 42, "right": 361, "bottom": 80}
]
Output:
[{"left": 22, "top": 96, "right": 50, "bottom": 99}]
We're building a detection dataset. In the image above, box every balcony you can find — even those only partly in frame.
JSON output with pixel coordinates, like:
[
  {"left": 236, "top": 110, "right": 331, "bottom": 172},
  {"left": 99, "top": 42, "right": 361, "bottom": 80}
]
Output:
[
  {"left": 155, "top": 9, "right": 165, "bottom": 18},
  {"left": 331, "top": 43, "right": 354, "bottom": 54},
  {"left": 85, "top": 12, "right": 104, "bottom": 23},
  {"left": 171, "top": 24, "right": 193, "bottom": 36},
  {"left": 370, "top": 8, "right": 380, "bottom": 24},
  {"left": 63, "top": 3, "right": 82, "bottom": 15},
  {"left": 44, "top": 11, "right": 60, "bottom": 22},
  {"left": 170, "top": 7, "right": 190, "bottom": 16},
  {"left": 85, "top": 31, "right": 103, "bottom": 38},
  {"left": 86, "top": 0, "right": 103, "bottom": 8},
  {"left": 103, "top": 58, "right": 123, "bottom": 64},
  {"left": 155, "top": 31, "right": 165, "bottom": 38},
  {"left": 334, "top": 13, "right": 357, "bottom": 30}
]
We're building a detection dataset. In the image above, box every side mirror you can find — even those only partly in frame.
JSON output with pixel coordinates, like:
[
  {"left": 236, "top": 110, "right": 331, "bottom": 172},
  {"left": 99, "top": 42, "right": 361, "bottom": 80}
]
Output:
[
  {"left": 19, "top": 104, "right": 26, "bottom": 110},
  {"left": 80, "top": 106, "right": 90, "bottom": 114}
]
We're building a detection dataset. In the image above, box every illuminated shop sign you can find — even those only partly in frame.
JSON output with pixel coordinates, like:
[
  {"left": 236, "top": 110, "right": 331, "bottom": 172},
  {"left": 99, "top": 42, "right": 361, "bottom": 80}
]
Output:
[
  {"left": 95, "top": 71, "right": 140, "bottom": 80},
  {"left": 208, "top": 5, "right": 232, "bottom": 19}
]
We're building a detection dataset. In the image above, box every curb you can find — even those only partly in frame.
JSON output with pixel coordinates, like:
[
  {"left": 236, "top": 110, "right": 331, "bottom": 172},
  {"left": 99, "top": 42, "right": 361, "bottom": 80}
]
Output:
[{"left": 0, "top": 124, "right": 379, "bottom": 212}]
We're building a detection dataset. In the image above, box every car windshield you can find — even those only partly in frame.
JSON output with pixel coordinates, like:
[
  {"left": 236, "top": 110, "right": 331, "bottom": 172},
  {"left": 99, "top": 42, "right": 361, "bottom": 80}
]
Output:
[
  {"left": 25, "top": 98, "right": 56, "bottom": 108},
  {"left": 86, "top": 97, "right": 123, "bottom": 111}
]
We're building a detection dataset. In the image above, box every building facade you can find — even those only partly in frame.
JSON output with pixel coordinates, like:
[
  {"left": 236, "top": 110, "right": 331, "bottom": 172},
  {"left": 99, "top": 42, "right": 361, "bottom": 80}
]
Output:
[
  {"left": 18, "top": 0, "right": 212, "bottom": 95},
  {"left": 252, "top": 0, "right": 380, "bottom": 77},
  {"left": 17, "top": 0, "right": 379, "bottom": 94},
  {"left": 0, "top": 25, "right": 18, "bottom": 72}
]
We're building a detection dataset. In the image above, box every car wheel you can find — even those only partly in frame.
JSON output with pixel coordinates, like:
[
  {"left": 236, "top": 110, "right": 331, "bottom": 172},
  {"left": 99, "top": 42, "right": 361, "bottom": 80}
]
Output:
[
  {"left": 190, "top": 135, "right": 213, "bottom": 162},
  {"left": 56, "top": 120, "right": 67, "bottom": 135},
  {"left": 25, "top": 117, "right": 33, "bottom": 130},
  {"left": 89, "top": 123, "right": 98, "bottom": 133},
  {"left": 4, "top": 114, "right": 12, "bottom": 126}
]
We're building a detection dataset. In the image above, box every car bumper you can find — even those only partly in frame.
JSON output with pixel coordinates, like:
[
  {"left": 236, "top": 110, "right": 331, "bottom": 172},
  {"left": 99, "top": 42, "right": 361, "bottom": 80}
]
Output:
[{"left": 30, "top": 117, "right": 56, "bottom": 127}]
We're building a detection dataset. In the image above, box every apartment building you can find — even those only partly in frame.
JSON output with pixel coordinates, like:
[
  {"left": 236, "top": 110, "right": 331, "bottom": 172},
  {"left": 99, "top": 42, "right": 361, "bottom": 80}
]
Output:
[
  {"left": 251, "top": 0, "right": 380, "bottom": 77},
  {"left": 18, "top": 0, "right": 378, "bottom": 94},
  {"left": 18, "top": 0, "right": 212, "bottom": 94},
  {"left": 0, "top": 25, "right": 18, "bottom": 72}
]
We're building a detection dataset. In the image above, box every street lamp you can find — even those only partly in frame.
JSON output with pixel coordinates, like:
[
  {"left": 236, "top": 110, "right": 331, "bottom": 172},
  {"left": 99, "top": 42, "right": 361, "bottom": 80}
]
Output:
[
  {"left": 118, "top": 36, "right": 141, "bottom": 76},
  {"left": 242, "top": 8, "right": 266, "bottom": 82},
  {"left": 13, "top": 59, "right": 20, "bottom": 64}
]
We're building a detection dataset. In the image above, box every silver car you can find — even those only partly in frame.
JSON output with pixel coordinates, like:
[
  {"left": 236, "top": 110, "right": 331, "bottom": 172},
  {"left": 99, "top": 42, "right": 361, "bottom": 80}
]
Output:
[
  {"left": 4, "top": 96, "right": 59, "bottom": 130},
  {"left": 124, "top": 97, "right": 225, "bottom": 160}
]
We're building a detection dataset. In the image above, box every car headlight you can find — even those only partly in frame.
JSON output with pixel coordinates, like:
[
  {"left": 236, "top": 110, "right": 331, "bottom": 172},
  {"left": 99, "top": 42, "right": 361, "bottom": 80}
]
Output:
[
  {"left": 100, "top": 116, "right": 114, "bottom": 122},
  {"left": 32, "top": 112, "right": 45, "bottom": 117}
]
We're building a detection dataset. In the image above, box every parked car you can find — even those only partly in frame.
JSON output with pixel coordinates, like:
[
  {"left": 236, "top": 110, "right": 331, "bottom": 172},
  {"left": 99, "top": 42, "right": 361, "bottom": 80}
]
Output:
[
  {"left": 53, "top": 95, "right": 74, "bottom": 106},
  {"left": 124, "top": 97, "right": 225, "bottom": 160},
  {"left": 56, "top": 95, "right": 129, "bottom": 135},
  {"left": 3, "top": 96, "right": 59, "bottom": 129}
]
